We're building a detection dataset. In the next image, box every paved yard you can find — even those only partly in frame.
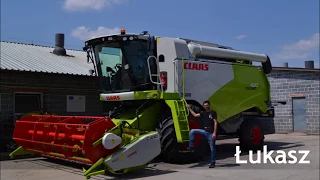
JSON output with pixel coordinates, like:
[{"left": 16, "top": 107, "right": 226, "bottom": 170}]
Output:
[{"left": 1, "top": 133, "right": 319, "bottom": 180}]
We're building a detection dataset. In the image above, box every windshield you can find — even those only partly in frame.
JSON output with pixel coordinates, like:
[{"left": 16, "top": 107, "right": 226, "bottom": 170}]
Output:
[{"left": 93, "top": 39, "right": 156, "bottom": 93}]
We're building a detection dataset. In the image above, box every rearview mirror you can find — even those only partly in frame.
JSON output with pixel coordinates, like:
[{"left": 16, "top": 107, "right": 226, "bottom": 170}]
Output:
[{"left": 106, "top": 67, "right": 115, "bottom": 73}]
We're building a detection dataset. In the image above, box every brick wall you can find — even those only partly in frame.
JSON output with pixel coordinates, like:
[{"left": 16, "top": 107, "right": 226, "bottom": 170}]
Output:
[
  {"left": 266, "top": 70, "right": 320, "bottom": 134},
  {"left": 1, "top": 69, "right": 319, "bottom": 134},
  {"left": 0, "top": 70, "right": 110, "bottom": 121}
]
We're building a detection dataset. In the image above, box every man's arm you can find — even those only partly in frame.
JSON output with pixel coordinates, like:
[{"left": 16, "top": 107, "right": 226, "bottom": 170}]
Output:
[
  {"left": 212, "top": 112, "right": 218, "bottom": 139},
  {"left": 213, "top": 118, "right": 218, "bottom": 136},
  {"left": 186, "top": 104, "right": 201, "bottom": 118}
]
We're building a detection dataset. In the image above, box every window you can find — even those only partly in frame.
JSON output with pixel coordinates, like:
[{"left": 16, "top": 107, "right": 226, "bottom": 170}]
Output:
[
  {"left": 94, "top": 40, "right": 155, "bottom": 93},
  {"left": 14, "top": 93, "right": 42, "bottom": 115},
  {"left": 159, "top": 54, "right": 165, "bottom": 62}
]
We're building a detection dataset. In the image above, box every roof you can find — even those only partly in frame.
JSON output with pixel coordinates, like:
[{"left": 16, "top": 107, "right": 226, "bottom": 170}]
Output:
[
  {"left": 0, "top": 41, "right": 94, "bottom": 76},
  {"left": 272, "top": 67, "right": 320, "bottom": 73},
  {"left": 2, "top": 41, "right": 319, "bottom": 76}
]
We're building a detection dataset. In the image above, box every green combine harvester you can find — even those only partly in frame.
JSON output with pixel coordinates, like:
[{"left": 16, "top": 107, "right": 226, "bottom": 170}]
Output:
[{"left": 10, "top": 29, "right": 275, "bottom": 179}]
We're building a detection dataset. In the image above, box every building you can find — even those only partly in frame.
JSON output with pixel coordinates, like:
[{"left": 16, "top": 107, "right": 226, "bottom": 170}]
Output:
[
  {"left": 262, "top": 61, "right": 320, "bottom": 134},
  {"left": 0, "top": 34, "right": 105, "bottom": 127},
  {"left": 1, "top": 34, "right": 319, "bottom": 136}
]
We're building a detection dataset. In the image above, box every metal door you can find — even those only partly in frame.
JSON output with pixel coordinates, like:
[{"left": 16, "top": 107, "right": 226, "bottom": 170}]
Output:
[{"left": 292, "top": 97, "right": 307, "bottom": 132}]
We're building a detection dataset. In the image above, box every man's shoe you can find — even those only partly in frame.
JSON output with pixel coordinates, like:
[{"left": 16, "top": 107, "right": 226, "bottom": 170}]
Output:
[
  {"left": 186, "top": 147, "right": 194, "bottom": 152},
  {"left": 179, "top": 147, "right": 194, "bottom": 153},
  {"left": 209, "top": 164, "right": 215, "bottom": 168}
]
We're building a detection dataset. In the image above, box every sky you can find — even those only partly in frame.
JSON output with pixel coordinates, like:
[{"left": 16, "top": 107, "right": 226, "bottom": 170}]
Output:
[{"left": 1, "top": 0, "right": 319, "bottom": 68}]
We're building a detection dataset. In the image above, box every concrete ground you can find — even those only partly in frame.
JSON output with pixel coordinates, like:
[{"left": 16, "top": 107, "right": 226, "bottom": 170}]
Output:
[{"left": 1, "top": 133, "right": 319, "bottom": 180}]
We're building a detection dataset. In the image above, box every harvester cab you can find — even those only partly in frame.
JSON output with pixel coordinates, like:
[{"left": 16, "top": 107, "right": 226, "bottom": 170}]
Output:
[
  {"left": 10, "top": 29, "right": 275, "bottom": 179},
  {"left": 84, "top": 29, "right": 161, "bottom": 93}
]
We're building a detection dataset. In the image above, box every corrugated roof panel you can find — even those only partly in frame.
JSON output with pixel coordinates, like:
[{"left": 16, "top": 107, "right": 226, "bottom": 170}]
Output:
[{"left": 0, "top": 41, "right": 94, "bottom": 76}]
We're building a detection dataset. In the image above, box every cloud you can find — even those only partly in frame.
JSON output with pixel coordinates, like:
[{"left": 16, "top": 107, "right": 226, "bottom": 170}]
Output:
[
  {"left": 71, "top": 26, "right": 121, "bottom": 40},
  {"left": 273, "top": 33, "right": 319, "bottom": 60},
  {"left": 62, "top": 0, "right": 126, "bottom": 11},
  {"left": 235, "top": 35, "right": 247, "bottom": 40}
]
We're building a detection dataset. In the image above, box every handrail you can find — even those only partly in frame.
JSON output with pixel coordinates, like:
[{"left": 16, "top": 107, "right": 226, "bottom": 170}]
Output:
[
  {"left": 147, "top": 56, "right": 163, "bottom": 92},
  {"left": 181, "top": 56, "right": 189, "bottom": 116},
  {"left": 174, "top": 100, "right": 180, "bottom": 117}
]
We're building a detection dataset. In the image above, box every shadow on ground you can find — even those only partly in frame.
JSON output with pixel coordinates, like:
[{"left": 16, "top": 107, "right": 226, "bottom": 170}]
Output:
[
  {"left": 105, "top": 165, "right": 176, "bottom": 180},
  {"left": 1, "top": 137, "right": 306, "bottom": 179},
  {"left": 9, "top": 157, "right": 176, "bottom": 180}
]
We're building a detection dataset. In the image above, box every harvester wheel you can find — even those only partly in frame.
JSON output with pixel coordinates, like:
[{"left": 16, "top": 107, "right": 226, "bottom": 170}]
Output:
[
  {"left": 157, "top": 106, "right": 207, "bottom": 164},
  {"left": 239, "top": 118, "right": 264, "bottom": 151}
]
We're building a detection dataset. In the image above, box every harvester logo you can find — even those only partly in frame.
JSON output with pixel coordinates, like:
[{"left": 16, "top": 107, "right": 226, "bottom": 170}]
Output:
[
  {"left": 119, "top": 154, "right": 125, "bottom": 160},
  {"left": 234, "top": 145, "right": 310, "bottom": 164},
  {"left": 180, "top": 92, "right": 191, "bottom": 97},
  {"left": 146, "top": 134, "right": 158, "bottom": 141},
  {"left": 184, "top": 62, "right": 209, "bottom": 71},
  {"left": 111, "top": 154, "right": 122, "bottom": 162},
  {"left": 127, "top": 151, "right": 137, "bottom": 158},
  {"left": 246, "top": 83, "right": 259, "bottom": 90},
  {"left": 106, "top": 95, "right": 120, "bottom": 100}
]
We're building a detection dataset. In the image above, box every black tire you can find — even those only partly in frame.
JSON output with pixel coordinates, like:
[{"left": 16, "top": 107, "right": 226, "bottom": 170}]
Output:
[
  {"left": 239, "top": 118, "right": 265, "bottom": 151},
  {"left": 157, "top": 106, "right": 207, "bottom": 164}
]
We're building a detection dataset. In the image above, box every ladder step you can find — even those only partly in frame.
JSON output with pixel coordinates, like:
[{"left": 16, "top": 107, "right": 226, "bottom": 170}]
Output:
[{"left": 170, "top": 100, "right": 190, "bottom": 143}]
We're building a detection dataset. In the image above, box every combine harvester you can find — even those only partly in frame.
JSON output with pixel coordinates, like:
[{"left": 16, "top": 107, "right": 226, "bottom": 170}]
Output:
[{"left": 10, "top": 29, "right": 275, "bottom": 179}]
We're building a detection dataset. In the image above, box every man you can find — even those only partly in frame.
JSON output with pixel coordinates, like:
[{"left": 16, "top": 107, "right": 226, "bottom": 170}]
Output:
[{"left": 185, "top": 100, "right": 218, "bottom": 168}]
